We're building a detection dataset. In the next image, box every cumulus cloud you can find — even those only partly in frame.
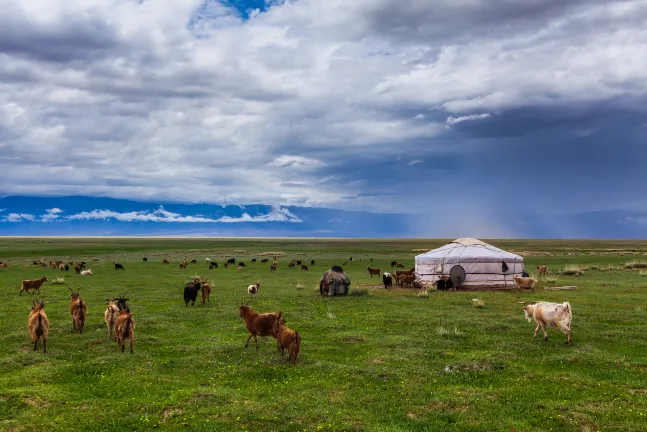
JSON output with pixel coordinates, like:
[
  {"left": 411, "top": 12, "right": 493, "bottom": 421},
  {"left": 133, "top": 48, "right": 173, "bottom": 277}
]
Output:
[
  {"left": 0, "top": 0, "right": 645, "bottom": 216},
  {"left": 41, "top": 207, "right": 63, "bottom": 221},
  {"left": 4, "top": 213, "right": 35, "bottom": 222}
]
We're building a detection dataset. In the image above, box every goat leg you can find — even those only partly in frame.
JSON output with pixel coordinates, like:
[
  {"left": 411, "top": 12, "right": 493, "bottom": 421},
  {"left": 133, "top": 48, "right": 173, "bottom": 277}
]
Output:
[
  {"left": 533, "top": 324, "right": 540, "bottom": 339},
  {"left": 245, "top": 334, "right": 253, "bottom": 348},
  {"left": 254, "top": 335, "right": 259, "bottom": 351},
  {"left": 129, "top": 333, "right": 134, "bottom": 354}
]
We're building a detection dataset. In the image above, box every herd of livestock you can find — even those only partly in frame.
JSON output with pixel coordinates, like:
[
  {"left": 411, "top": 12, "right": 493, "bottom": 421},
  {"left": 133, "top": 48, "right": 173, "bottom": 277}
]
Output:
[{"left": 13, "top": 255, "right": 573, "bottom": 364}]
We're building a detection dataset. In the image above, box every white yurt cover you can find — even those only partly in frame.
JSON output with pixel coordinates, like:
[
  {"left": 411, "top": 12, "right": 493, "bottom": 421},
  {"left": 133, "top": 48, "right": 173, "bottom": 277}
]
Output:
[{"left": 415, "top": 238, "right": 524, "bottom": 288}]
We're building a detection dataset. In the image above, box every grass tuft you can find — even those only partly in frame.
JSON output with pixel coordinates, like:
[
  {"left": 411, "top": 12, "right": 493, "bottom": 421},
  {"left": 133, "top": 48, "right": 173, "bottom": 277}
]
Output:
[
  {"left": 349, "top": 287, "right": 369, "bottom": 297},
  {"left": 561, "top": 265, "right": 586, "bottom": 276},
  {"left": 417, "top": 289, "right": 429, "bottom": 299},
  {"left": 472, "top": 298, "right": 486, "bottom": 308},
  {"left": 625, "top": 261, "right": 647, "bottom": 269}
]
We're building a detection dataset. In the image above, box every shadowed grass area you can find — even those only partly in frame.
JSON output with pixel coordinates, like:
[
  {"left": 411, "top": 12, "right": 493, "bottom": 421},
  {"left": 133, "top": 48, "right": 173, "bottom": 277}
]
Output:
[{"left": 0, "top": 238, "right": 646, "bottom": 431}]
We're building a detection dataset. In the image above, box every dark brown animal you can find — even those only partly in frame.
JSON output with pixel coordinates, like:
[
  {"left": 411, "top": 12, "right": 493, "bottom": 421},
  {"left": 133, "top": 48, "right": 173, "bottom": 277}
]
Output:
[
  {"left": 238, "top": 303, "right": 280, "bottom": 351},
  {"left": 366, "top": 266, "right": 381, "bottom": 278},
  {"left": 20, "top": 277, "right": 48, "bottom": 295},
  {"left": 180, "top": 263, "right": 187, "bottom": 269},
  {"left": 69, "top": 288, "right": 87, "bottom": 333},
  {"left": 270, "top": 264, "right": 277, "bottom": 271},
  {"left": 191, "top": 259, "right": 197, "bottom": 264},
  {"left": 201, "top": 280, "right": 212, "bottom": 304},
  {"left": 396, "top": 263, "right": 405, "bottom": 268},
  {"left": 163, "top": 259, "right": 169, "bottom": 264},
  {"left": 115, "top": 308, "right": 135, "bottom": 353},
  {"left": 536, "top": 265, "right": 548, "bottom": 277},
  {"left": 394, "top": 267, "right": 416, "bottom": 286},
  {"left": 301, "top": 264, "right": 309, "bottom": 271},
  {"left": 261, "top": 258, "right": 269, "bottom": 263},
  {"left": 272, "top": 312, "right": 301, "bottom": 365},
  {"left": 28, "top": 300, "right": 49, "bottom": 353}
]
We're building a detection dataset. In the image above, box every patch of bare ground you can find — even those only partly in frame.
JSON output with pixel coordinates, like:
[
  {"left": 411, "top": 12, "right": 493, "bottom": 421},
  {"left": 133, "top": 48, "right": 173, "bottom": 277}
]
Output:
[{"left": 161, "top": 408, "right": 183, "bottom": 422}]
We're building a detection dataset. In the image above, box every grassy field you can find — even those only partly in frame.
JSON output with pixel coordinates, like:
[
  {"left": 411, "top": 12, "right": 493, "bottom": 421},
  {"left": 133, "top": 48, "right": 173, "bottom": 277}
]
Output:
[{"left": 0, "top": 238, "right": 646, "bottom": 431}]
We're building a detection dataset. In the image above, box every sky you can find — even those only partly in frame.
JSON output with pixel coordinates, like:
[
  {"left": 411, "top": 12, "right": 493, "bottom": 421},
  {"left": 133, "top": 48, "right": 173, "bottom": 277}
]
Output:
[{"left": 0, "top": 0, "right": 646, "bottom": 237}]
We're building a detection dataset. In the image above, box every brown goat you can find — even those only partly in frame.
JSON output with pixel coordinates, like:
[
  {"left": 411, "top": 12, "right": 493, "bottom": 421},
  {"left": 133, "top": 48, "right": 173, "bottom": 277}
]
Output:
[
  {"left": 104, "top": 299, "right": 120, "bottom": 339},
  {"left": 301, "top": 264, "right": 309, "bottom": 271},
  {"left": 28, "top": 300, "right": 49, "bottom": 353},
  {"left": 272, "top": 312, "right": 301, "bottom": 365},
  {"left": 396, "top": 263, "right": 405, "bottom": 268},
  {"left": 69, "top": 288, "right": 87, "bottom": 333},
  {"left": 261, "top": 258, "right": 269, "bottom": 263},
  {"left": 238, "top": 303, "right": 280, "bottom": 351},
  {"left": 20, "top": 276, "right": 48, "bottom": 295},
  {"left": 269, "top": 264, "right": 277, "bottom": 271},
  {"left": 180, "top": 263, "right": 187, "bottom": 269},
  {"left": 163, "top": 259, "right": 169, "bottom": 264},
  {"left": 366, "top": 266, "right": 381, "bottom": 278},
  {"left": 201, "top": 280, "right": 212, "bottom": 304},
  {"left": 536, "top": 265, "right": 548, "bottom": 277},
  {"left": 115, "top": 308, "right": 135, "bottom": 353},
  {"left": 288, "top": 261, "right": 296, "bottom": 268}
]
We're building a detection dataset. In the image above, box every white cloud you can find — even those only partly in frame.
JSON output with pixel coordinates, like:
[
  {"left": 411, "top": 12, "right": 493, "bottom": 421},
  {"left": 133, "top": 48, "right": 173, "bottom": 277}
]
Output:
[
  {"left": 41, "top": 207, "right": 63, "bottom": 221},
  {"left": 408, "top": 159, "right": 423, "bottom": 165},
  {"left": 446, "top": 113, "right": 491, "bottom": 126},
  {"left": 269, "top": 155, "right": 325, "bottom": 169},
  {"left": 4, "top": 213, "right": 36, "bottom": 222}
]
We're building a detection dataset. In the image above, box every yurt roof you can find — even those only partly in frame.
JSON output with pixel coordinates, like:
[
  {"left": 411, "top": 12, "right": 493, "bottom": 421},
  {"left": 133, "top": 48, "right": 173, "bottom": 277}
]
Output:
[{"left": 415, "top": 238, "right": 522, "bottom": 264}]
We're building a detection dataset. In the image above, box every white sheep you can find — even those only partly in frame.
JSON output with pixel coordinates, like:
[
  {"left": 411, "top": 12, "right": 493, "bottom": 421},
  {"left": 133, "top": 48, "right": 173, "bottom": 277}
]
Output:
[
  {"left": 206, "top": 258, "right": 211, "bottom": 263},
  {"left": 80, "top": 269, "right": 93, "bottom": 276},
  {"left": 519, "top": 301, "right": 572, "bottom": 344}
]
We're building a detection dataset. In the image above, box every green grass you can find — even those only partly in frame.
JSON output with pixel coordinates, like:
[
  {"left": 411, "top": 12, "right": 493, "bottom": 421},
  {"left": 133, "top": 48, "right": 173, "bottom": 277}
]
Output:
[{"left": 1, "top": 238, "right": 647, "bottom": 431}]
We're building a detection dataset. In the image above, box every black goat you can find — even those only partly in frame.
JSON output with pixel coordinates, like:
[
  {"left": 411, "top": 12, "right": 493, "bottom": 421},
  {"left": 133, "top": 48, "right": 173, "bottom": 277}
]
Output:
[
  {"left": 209, "top": 262, "right": 218, "bottom": 269},
  {"left": 311, "top": 259, "right": 315, "bottom": 265},
  {"left": 184, "top": 281, "right": 201, "bottom": 307},
  {"left": 114, "top": 263, "right": 125, "bottom": 270},
  {"left": 251, "top": 258, "right": 257, "bottom": 262},
  {"left": 143, "top": 257, "right": 148, "bottom": 262},
  {"left": 238, "top": 262, "right": 246, "bottom": 267},
  {"left": 383, "top": 273, "right": 393, "bottom": 289},
  {"left": 227, "top": 258, "right": 236, "bottom": 265}
]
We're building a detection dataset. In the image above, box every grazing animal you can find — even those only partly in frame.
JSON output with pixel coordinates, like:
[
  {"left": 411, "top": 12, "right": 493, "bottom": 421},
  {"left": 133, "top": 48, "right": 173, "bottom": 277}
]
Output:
[
  {"left": 366, "top": 266, "right": 381, "bottom": 278},
  {"left": 180, "top": 263, "right": 188, "bottom": 269},
  {"left": 238, "top": 262, "right": 246, "bottom": 267},
  {"left": 28, "top": 300, "right": 49, "bottom": 353},
  {"left": 143, "top": 257, "right": 148, "bottom": 262},
  {"left": 191, "top": 259, "right": 197, "bottom": 264},
  {"left": 163, "top": 259, "right": 169, "bottom": 264},
  {"left": 59, "top": 264, "right": 65, "bottom": 271},
  {"left": 104, "top": 299, "right": 120, "bottom": 339},
  {"left": 64, "top": 264, "right": 69, "bottom": 271},
  {"left": 224, "top": 262, "right": 229, "bottom": 268},
  {"left": 536, "top": 265, "right": 548, "bottom": 277},
  {"left": 251, "top": 258, "right": 257, "bottom": 263},
  {"left": 301, "top": 264, "right": 309, "bottom": 271},
  {"left": 311, "top": 260, "right": 315, "bottom": 265},
  {"left": 33, "top": 260, "right": 39, "bottom": 265},
  {"left": 20, "top": 276, "right": 48, "bottom": 295},
  {"left": 391, "top": 260, "right": 397, "bottom": 267},
  {"left": 394, "top": 268, "right": 416, "bottom": 286},
  {"left": 228, "top": 258, "right": 236, "bottom": 265},
  {"left": 514, "top": 275, "right": 537, "bottom": 292},
  {"left": 201, "top": 280, "right": 212, "bottom": 304},
  {"left": 383, "top": 272, "right": 393, "bottom": 289},
  {"left": 75, "top": 264, "right": 82, "bottom": 274},
  {"left": 69, "top": 288, "right": 87, "bottom": 333},
  {"left": 270, "top": 264, "right": 277, "bottom": 271},
  {"left": 519, "top": 301, "right": 572, "bottom": 344},
  {"left": 435, "top": 275, "right": 453, "bottom": 290},
  {"left": 349, "top": 257, "right": 353, "bottom": 261},
  {"left": 398, "top": 273, "right": 418, "bottom": 288},
  {"left": 209, "top": 262, "right": 218, "bottom": 269},
  {"left": 183, "top": 281, "right": 201, "bottom": 307},
  {"left": 288, "top": 261, "right": 296, "bottom": 268},
  {"left": 273, "top": 312, "right": 301, "bottom": 365},
  {"left": 272, "top": 260, "right": 279, "bottom": 266},
  {"left": 206, "top": 258, "right": 212, "bottom": 263},
  {"left": 80, "top": 269, "right": 93, "bottom": 276},
  {"left": 261, "top": 258, "right": 269, "bottom": 263},
  {"left": 237, "top": 265, "right": 243, "bottom": 271},
  {"left": 115, "top": 308, "right": 135, "bottom": 353},
  {"left": 114, "top": 263, "right": 125, "bottom": 270},
  {"left": 238, "top": 303, "right": 280, "bottom": 351},
  {"left": 247, "top": 282, "right": 260, "bottom": 296},
  {"left": 296, "top": 260, "right": 302, "bottom": 265},
  {"left": 396, "top": 263, "right": 405, "bottom": 268}
]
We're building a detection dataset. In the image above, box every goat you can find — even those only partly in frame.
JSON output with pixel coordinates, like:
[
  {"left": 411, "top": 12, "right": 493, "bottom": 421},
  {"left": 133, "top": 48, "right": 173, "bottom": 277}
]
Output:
[
  {"left": 269, "top": 264, "right": 277, "bottom": 271},
  {"left": 391, "top": 260, "right": 397, "bottom": 267},
  {"left": 80, "top": 269, "right": 93, "bottom": 276},
  {"left": 272, "top": 312, "right": 301, "bottom": 365},
  {"left": 69, "top": 288, "right": 87, "bottom": 333},
  {"left": 394, "top": 267, "right": 416, "bottom": 286},
  {"left": 115, "top": 308, "right": 135, "bottom": 353},
  {"left": 296, "top": 260, "right": 302, "bottom": 265},
  {"left": 519, "top": 301, "right": 572, "bottom": 344},
  {"left": 206, "top": 258, "right": 212, "bottom": 263},
  {"left": 64, "top": 264, "right": 69, "bottom": 271},
  {"left": 261, "top": 258, "right": 269, "bottom": 263},
  {"left": 514, "top": 275, "right": 537, "bottom": 292},
  {"left": 366, "top": 266, "right": 381, "bottom": 278},
  {"left": 383, "top": 272, "right": 393, "bottom": 289},
  {"left": 272, "top": 260, "right": 279, "bottom": 266},
  {"left": 301, "top": 264, "right": 309, "bottom": 271},
  {"left": 114, "top": 263, "right": 125, "bottom": 270},
  {"left": 28, "top": 300, "right": 49, "bottom": 353},
  {"left": 247, "top": 282, "right": 260, "bottom": 297},
  {"left": 536, "top": 266, "right": 548, "bottom": 277},
  {"left": 191, "top": 259, "right": 197, "bottom": 264},
  {"left": 184, "top": 280, "right": 201, "bottom": 307},
  {"left": 435, "top": 275, "right": 453, "bottom": 290},
  {"left": 59, "top": 264, "right": 65, "bottom": 271},
  {"left": 238, "top": 262, "right": 246, "bottom": 267},
  {"left": 288, "top": 261, "right": 296, "bottom": 268},
  {"left": 224, "top": 262, "right": 228, "bottom": 268},
  {"left": 310, "top": 259, "right": 315, "bottom": 265},
  {"left": 20, "top": 276, "right": 48, "bottom": 296},
  {"left": 396, "top": 263, "right": 405, "bottom": 268},
  {"left": 251, "top": 258, "right": 257, "bottom": 263},
  {"left": 201, "top": 280, "right": 212, "bottom": 304},
  {"left": 33, "top": 260, "right": 39, "bottom": 265},
  {"left": 143, "top": 257, "right": 148, "bottom": 262},
  {"left": 238, "top": 303, "right": 280, "bottom": 351},
  {"left": 237, "top": 265, "right": 243, "bottom": 271},
  {"left": 163, "top": 259, "right": 169, "bottom": 264},
  {"left": 399, "top": 273, "right": 418, "bottom": 288},
  {"left": 104, "top": 299, "right": 120, "bottom": 339},
  {"left": 228, "top": 258, "right": 236, "bottom": 265},
  {"left": 75, "top": 264, "right": 82, "bottom": 274},
  {"left": 209, "top": 262, "right": 218, "bottom": 270}
]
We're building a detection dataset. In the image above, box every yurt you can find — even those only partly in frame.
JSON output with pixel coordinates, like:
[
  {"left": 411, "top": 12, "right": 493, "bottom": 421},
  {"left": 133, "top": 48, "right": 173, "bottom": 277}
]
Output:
[
  {"left": 320, "top": 266, "right": 351, "bottom": 296},
  {"left": 415, "top": 238, "right": 524, "bottom": 290}
]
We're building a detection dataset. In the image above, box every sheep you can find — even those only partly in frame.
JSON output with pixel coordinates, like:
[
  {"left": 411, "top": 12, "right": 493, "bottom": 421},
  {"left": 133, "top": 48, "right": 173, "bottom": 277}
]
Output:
[
  {"left": 310, "top": 259, "right": 315, "bottom": 265},
  {"left": 366, "top": 266, "right": 381, "bottom": 278},
  {"left": 251, "top": 258, "right": 257, "bottom": 263},
  {"left": 238, "top": 262, "right": 246, "bottom": 267},
  {"left": 201, "top": 280, "right": 212, "bottom": 304},
  {"left": 209, "top": 262, "right": 218, "bottom": 270},
  {"left": 20, "top": 276, "right": 48, "bottom": 296},
  {"left": 519, "top": 301, "right": 572, "bottom": 344},
  {"left": 536, "top": 265, "right": 548, "bottom": 277},
  {"left": 28, "top": 300, "right": 49, "bottom": 353},
  {"left": 227, "top": 258, "right": 236, "bottom": 265},
  {"left": 104, "top": 299, "right": 120, "bottom": 339},
  {"left": 80, "top": 269, "right": 93, "bottom": 276},
  {"left": 115, "top": 308, "right": 135, "bottom": 353},
  {"left": 514, "top": 275, "right": 537, "bottom": 292},
  {"left": 69, "top": 288, "right": 87, "bottom": 333},
  {"left": 390, "top": 260, "right": 397, "bottom": 267},
  {"left": 383, "top": 272, "right": 393, "bottom": 289},
  {"left": 184, "top": 280, "right": 201, "bottom": 307},
  {"left": 247, "top": 282, "right": 260, "bottom": 297},
  {"left": 238, "top": 302, "right": 280, "bottom": 351},
  {"left": 272, "top": 312, "right": 301, "bottom": 365},
  {"left": 114, "top": 263, "right": 125, "bottom": 270}
]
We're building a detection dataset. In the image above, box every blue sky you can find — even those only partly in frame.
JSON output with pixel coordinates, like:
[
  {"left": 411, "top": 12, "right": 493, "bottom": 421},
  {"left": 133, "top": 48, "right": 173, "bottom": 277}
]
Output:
[{"left": 0, "top": 0, "right": 646, "bottom": 237}]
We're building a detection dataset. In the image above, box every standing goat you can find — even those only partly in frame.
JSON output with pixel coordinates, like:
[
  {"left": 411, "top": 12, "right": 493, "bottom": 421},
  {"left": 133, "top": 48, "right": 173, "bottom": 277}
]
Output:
[
  {"left": 519, "top": 301, "right": 572, "bottom": 344},
  {"left": 247, "top": 282, "right": 260, "bottom": 297},
  {"left": 20, "top": 276, "right": 48, "bottom": 295},
  {"left": 115, "top": 308, "right": 135, "bottom": 353},
  {"left": 69, "top": 288, "right": 87, "bottom": 333},
  {"left": 272, "top": 312, "right": 301, "bottom": 365},
  {"left": 536, "top": 266, "right": 548, "bottom": 276},
  {"left": 238, "top": 303, "right": 280, "bottom": 351},
  {"left": 104, "top": 299, "right": 120, "bottom": 340},
  {"left": 514, "top": 275, "right": 537, "bottom": 292},
  {"left": 201, "top": 280, "right": 212, "bottom": 304},
  {"left": 184, "top": 280, "right": 201, "bottom": 306},
  {"left": 28, "top": 300, "right": 49, "bottom": 353},
  {"left": 383, "top": 272, "right": 393, "bottom": 289},
  {"left": 366, "top": 266, "right": 381, "bottom": 278}
]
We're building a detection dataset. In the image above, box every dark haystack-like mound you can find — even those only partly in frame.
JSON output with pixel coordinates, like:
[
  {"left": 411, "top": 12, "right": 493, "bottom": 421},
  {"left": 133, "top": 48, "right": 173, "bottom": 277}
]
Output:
[{"left": 320, "top": 266, "right": 351, "bottom": 296}]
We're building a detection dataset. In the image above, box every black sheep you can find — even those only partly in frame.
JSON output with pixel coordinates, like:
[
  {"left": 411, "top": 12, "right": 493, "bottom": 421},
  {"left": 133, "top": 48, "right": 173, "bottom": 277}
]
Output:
[{"left": 184, "top": 281, "right": 201, "bottom": 307}]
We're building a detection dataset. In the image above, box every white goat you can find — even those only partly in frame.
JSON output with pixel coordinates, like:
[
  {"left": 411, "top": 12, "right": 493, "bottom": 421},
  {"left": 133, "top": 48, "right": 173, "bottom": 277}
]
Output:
[
  {"left": 519, "top": 301, "right": 572, "bottom": 344},
  {"left": 247, "top": 282, "right": 260, "bottom": 296},
  {"left": 80, "top": 269, "right": 93, "bottom": 276},
  {"left": 514, "top": 275, "right": 537, "bottom": 292}
]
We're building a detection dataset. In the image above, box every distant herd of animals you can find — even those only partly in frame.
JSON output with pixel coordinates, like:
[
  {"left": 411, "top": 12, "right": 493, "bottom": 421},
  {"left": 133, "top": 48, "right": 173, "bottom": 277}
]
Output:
[{"left": 12, "top": 254, "right": 572, "bottom": 363}]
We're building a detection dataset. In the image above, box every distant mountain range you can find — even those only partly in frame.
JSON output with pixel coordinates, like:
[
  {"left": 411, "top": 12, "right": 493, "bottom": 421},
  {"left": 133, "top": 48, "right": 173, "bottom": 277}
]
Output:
[{"left": 0, "top": 196, "right": 645, "bottom": 239}]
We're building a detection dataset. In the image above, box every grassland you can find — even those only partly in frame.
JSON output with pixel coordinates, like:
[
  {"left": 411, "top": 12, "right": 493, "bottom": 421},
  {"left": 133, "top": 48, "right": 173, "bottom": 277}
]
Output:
[{"left": 0, "top": 238, "right": 646, "bottom": 431}]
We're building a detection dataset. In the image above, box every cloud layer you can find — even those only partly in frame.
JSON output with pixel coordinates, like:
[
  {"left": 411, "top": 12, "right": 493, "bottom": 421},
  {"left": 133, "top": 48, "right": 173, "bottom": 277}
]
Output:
[{"left": 1, "top": 0, "right": 646, "bottom": 224}]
